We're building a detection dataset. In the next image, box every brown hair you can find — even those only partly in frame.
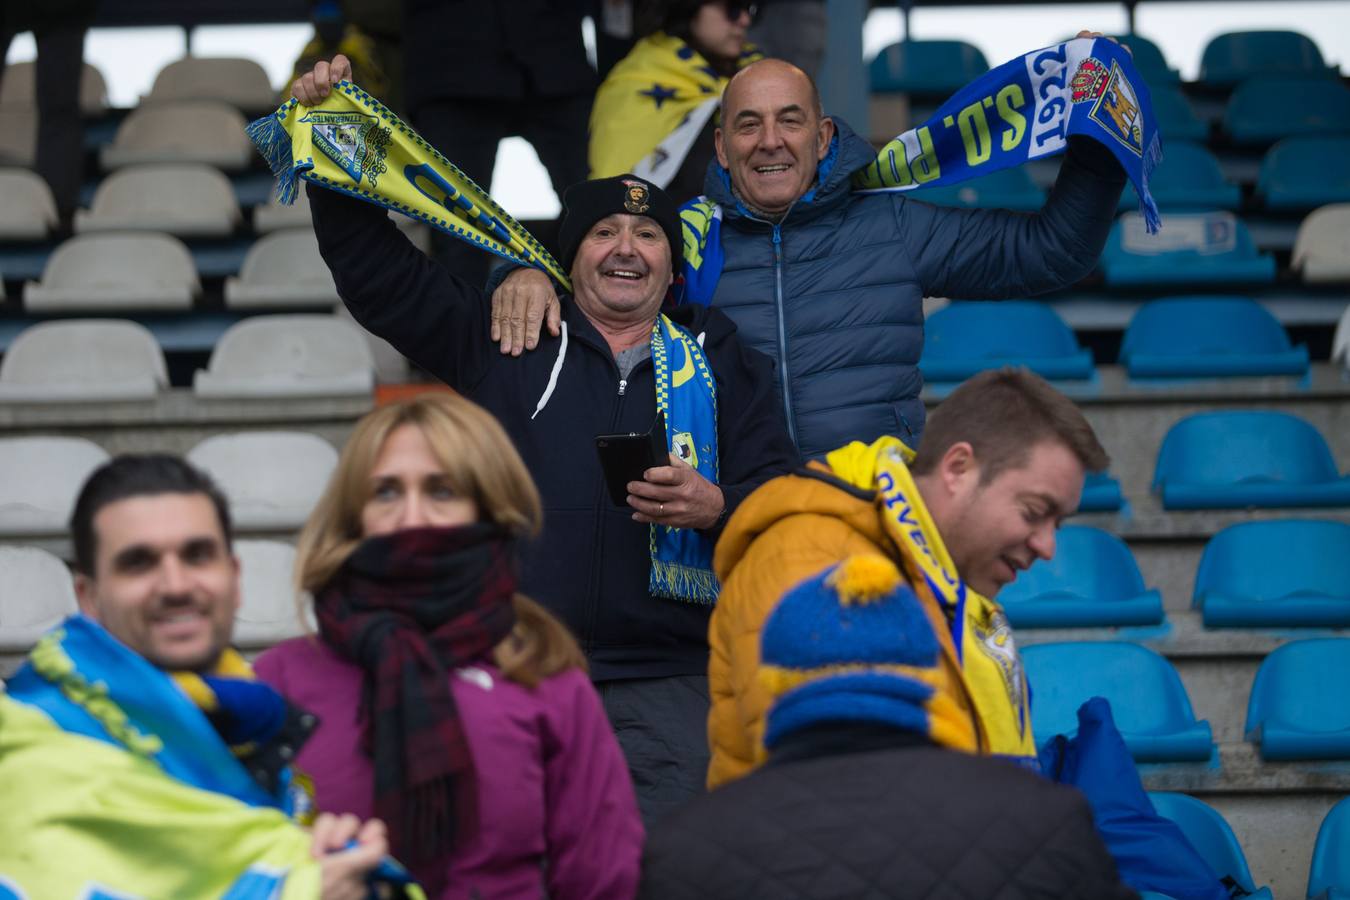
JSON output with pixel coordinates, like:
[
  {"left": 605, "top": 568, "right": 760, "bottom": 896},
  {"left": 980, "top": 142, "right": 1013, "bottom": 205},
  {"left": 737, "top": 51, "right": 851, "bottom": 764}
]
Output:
[
  {"left": 295, "top": 392, "right": 585, "bottom": 683},
  {"left": 910, "top": 367, "right": 1109, "bottom": 484}
]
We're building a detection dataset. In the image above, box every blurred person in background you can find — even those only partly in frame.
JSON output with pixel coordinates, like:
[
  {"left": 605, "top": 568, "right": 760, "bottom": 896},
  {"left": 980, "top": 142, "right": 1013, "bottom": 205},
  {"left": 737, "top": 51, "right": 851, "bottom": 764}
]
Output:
[{"left": 590, "top": 0, "right": 762, "bottom": 202}]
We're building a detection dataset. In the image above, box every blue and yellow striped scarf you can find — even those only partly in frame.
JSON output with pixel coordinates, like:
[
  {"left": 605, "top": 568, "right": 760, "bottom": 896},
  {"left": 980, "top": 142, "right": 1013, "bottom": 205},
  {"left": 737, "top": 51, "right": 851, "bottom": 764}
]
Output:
[{"left": 650, "top": 312, "right": 719, "bottom": 604}]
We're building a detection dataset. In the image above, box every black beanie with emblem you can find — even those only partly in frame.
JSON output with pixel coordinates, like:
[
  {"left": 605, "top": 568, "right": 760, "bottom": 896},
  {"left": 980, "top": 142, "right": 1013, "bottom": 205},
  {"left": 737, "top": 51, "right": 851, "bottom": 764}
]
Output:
[{"left": 557, "top": 174, "right": 682, "bottom": 273}]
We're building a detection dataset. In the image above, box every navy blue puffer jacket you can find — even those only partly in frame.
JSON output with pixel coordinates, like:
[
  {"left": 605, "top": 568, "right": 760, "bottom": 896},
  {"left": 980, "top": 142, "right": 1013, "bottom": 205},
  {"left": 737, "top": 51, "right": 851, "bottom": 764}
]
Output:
[{"left": 701, "top": 118, "right": 1125, "bottom": 459}]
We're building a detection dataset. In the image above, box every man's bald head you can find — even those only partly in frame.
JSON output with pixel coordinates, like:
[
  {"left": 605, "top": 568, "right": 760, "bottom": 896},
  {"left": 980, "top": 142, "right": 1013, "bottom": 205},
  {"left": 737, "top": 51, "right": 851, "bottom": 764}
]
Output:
[
  {"left": 716, "top": 58, "right": 835, "bottom": 219},
  {"left": 723, "top": 58, "right": 824, "bottom": 122}
]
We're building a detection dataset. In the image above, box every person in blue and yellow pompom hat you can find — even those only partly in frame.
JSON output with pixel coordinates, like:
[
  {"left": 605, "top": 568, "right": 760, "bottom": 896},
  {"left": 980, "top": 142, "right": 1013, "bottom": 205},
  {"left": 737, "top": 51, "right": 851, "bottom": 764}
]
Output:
[
  {"left": 757, "top": 553, "right": 980, "bottom": 754},
  {"left": 638, "top": 553, "right": 1136, "bottom": 900}
]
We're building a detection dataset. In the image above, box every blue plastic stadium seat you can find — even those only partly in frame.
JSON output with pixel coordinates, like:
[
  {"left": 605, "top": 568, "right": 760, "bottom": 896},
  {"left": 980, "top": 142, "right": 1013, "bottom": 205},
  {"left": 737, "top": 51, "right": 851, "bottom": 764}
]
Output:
[
  {"left": 920, "top": 301, "right": 1094, "bottom": 383},
  {"left": 1119, "top": 296, "right": 1309, "bottom": 379},
  {"left": 1119, "top": 142, "right": 1239, "bottom": 213},
  {"left": 1194, "top": 520, "right": 1350, "bottom": 628},
  {"left": 1223, "top": 77, "right": 1350, "bottom": 146},
  {"left": 1101, "top": 213, "right": 1276, "bottom": 288},
  {"left": 1245, "top": 638, "right": 1350, "bottom": 760},
  {"left": 1199, "top": 30, "right": 1338, "bottom": 88},
  {"left": 1110, "top": 34, "right": 1180, "bottom": 84},
  {"left": 1079, "top": 471, "right": 1124, "bottom": 512},
  {"left": 1147, "top": 793, "right": 1273, "bottom": 899},
  {"left": 869, "top": 39, "right": 989, "bottom": 95},
  {"left": 1310, "top": 797, "right": 1350, "bottom": 900},
  {"left": 1152, "top": 411, "right": 1350, "bottom": 510},
  {"left": 1023, "top": 642, "right": 1214, "bottom": 762},
  {"left": 1258, "top": 137, "right": 1350, "bottom": 212},
  {"left": 997, "top": 526, "right": 1163, "bottom": 628},
  {"left": 1149, "top": 88, "right": 1208, "bottom": 142},
  {"left": 913, "top": 167, "right": 1044, "bottom": 212}
]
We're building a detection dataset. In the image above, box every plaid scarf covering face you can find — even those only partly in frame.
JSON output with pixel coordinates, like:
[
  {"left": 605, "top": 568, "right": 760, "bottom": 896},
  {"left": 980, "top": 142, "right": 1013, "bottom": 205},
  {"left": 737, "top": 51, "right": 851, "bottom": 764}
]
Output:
[{"left": 313, "top": 523, "right": 517, "bottom": 863}]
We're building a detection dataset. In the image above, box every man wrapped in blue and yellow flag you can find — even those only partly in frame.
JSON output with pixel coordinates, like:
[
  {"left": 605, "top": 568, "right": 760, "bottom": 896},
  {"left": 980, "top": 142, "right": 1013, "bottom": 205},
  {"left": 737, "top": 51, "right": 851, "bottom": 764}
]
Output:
[{"left": 0, "top": 455, "right": 422, "bottom": 899}]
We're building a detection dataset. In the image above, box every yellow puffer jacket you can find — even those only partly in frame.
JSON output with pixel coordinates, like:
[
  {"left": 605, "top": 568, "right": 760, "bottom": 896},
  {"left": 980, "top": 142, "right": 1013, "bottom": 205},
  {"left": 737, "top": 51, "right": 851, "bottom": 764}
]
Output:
[{"left": 707, "top": 463, "right": 980, "bottom": 788}]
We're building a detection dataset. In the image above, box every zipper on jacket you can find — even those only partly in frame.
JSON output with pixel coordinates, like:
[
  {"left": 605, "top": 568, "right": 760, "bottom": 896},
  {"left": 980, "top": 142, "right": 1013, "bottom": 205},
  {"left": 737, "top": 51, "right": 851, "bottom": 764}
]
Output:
[
  {"left": 583, "top": 353, "right": 647, "bottom": 656},
  {"left": 771, "top": 223, "right": 799, "bottom": 446}
]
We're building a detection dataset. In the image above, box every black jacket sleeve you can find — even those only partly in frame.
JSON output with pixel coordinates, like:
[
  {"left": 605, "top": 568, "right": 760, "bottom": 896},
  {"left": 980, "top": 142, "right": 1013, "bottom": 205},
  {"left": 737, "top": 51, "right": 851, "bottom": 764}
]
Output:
[
  {"left": 899, "top": 135, "right": 1128, "bottom": 300},
  {"left": 306, "top": 183, "right": 493, "bottom": 391},
  {"left": 697, "top": 309, "right": 802, "bottom": 542}
]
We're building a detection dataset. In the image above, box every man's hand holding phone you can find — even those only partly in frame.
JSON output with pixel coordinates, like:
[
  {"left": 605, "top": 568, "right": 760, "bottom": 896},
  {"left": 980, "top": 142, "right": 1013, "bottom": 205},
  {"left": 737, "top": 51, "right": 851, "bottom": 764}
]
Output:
[{"left": 627, "top": 455, "right": 725, "bottom": 530}]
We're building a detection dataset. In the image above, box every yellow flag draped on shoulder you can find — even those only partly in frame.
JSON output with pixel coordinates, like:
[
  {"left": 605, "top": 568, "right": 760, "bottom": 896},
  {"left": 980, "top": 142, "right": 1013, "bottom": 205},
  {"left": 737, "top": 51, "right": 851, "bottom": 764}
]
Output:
[
  {"left": 590, "top": 33, "right": 761, "bottom": 183},
  {"left": 246, "top": 81, "right": 571, "bottom": 290},
  {"left": 826, "top": 436, "right": 1039, "bottom": 765}
]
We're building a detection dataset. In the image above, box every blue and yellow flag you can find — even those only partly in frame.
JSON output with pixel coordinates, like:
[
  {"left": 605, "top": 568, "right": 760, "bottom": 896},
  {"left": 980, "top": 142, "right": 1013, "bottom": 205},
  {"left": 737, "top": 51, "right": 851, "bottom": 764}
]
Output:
[{"left": 247, "top": 82, "right": 571, "bottom": 289}]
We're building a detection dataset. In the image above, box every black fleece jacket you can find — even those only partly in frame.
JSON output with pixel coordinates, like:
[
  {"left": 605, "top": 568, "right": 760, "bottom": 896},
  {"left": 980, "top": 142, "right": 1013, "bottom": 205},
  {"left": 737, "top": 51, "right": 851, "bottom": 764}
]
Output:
[{"left": 309, "top": 186, "right": 800, "bottom": 680}]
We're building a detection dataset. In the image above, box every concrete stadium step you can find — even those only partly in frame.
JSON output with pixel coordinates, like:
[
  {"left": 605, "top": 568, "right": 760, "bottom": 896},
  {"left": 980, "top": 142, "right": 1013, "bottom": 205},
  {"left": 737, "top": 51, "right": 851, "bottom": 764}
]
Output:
[{"left": 0, "top": 389, "right": 370, "bottom": 456}]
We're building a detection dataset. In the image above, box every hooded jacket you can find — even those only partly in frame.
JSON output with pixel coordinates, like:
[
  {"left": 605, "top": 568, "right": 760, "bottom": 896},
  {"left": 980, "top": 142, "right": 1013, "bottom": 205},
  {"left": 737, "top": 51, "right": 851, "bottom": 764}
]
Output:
[
  {"left": 308, "top": 186, "right": 800, "bottom": 681},
  {"left": 709, "top": 446, "right": 1043, "bottom": 787},
  {"left": 708, "top": 461, "right": 955, "bottom": 785},
  {"left": 700, "top": 118, "right": 1126, "bottom": 458}
]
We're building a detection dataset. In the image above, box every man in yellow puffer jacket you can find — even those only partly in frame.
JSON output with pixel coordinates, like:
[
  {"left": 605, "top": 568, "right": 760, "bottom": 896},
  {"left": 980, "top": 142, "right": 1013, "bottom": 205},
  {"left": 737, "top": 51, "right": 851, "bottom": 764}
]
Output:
[{"left": 707, "top": 368, "right": 1110, "bottom": 787}]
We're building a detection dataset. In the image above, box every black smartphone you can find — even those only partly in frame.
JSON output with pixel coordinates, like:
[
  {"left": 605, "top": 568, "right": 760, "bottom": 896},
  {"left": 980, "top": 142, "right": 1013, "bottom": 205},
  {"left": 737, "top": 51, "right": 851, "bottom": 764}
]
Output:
[{"left": 595, "top": 411, "right": 668, "bottom": 506}]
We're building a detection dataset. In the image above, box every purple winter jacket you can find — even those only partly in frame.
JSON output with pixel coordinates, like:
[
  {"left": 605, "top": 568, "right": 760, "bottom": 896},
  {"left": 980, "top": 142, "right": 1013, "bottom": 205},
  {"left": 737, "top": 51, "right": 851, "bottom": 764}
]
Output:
[{"left": 255, "top": 637, "right": 644, "bottom": 900}]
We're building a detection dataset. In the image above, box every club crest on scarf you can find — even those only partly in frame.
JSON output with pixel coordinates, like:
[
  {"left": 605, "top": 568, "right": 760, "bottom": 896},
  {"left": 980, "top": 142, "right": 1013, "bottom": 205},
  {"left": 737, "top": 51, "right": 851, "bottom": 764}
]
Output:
[
  {"left": 300, "top": 110, "right": 392, "bottom": 187},
  {"left": 969, "top": 606, "right": 1030, "bottom": 741},
  {"left": 1083, "top": 60, "right": 1145, "bottom": 157},
  {"left": 623, "top": 178, "right": 652, "bottom": 214}
]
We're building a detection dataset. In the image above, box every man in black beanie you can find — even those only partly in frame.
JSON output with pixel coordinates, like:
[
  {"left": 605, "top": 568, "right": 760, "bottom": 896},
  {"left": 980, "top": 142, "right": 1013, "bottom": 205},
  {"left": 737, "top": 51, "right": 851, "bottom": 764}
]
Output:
[{"left": 305, "top": 166, "right": 800, "bottom": 823}]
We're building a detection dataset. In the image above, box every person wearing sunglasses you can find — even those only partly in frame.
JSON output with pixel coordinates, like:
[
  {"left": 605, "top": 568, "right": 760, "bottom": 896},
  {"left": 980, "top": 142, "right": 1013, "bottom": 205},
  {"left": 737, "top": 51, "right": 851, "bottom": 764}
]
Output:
[{"left": 589, "top": 0, "right": 763, "bottom": 202}]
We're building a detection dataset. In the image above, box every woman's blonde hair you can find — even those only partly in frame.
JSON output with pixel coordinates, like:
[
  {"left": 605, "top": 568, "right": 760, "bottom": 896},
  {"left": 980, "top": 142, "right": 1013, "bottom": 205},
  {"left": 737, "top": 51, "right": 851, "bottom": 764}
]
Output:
[{"left": 295, "top": 392, "right": 585, "bottom": 683}]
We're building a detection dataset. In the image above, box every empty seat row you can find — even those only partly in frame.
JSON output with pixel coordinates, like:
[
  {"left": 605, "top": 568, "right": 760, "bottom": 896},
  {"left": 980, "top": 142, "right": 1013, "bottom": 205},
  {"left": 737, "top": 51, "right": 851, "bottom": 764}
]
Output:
[
  {"left": 0, "top": 314, "right": 382, "bottom": 401},
  {"left": 868, "top": 31, "right": 1340, "bottom": 96},
  {"left": 14, "top": 228, "right": 337, "bottom": 312},
  {"left": 923, "top": 296, "right": 1317, "bottom": 382},
  {"left": 0, "top": 166, "right": 424, "bottom": 245},
  {"left": 0, "top": 432, "right": 338, "bottom": 537},
  {"left": 0, "top": 56, "right": 279, "bottom": 115},
  {"left": 999, "top": 520, "right": 1350, "bottom": 629},
  {"left": 0, "top": 542, "right": 305, "bottom": 652},
  {"left": 1024, "top": 637, "right": 1350, "bottom": 763}
]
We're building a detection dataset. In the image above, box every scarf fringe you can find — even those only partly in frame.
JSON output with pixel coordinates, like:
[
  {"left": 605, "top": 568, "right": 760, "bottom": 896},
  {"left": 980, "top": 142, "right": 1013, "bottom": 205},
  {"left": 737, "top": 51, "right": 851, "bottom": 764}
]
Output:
[
  {"left": 1139, "top": 133, "right": 1165, "bottom": 234},
  {"left": 650, "top": 558, "right": 720, "bottom": 605},
  {"left": 245, "top": 107, "right": 301, "bottom": 205}
]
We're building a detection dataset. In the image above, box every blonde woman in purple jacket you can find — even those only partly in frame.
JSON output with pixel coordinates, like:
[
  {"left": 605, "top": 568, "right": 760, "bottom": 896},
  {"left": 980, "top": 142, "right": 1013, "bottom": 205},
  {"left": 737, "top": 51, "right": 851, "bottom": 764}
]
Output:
[{"left": 256, "top": 393, "right": 643, "bottom": 899}]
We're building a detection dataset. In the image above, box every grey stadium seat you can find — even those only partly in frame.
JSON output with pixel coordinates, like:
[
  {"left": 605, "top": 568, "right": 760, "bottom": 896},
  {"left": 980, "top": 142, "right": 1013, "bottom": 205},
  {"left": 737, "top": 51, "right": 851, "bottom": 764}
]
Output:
[
  {"left": 0, "top": 60, "right": 108, "bottom": 114},
  {"left": 0, "top": 319, "right": 168, "bottom": 402},
  {"left": 142, "top": 56, "right": 278, "bottom": 113},
  {"left": 24, "top": 232, "right": 200, "bottom": 312},
  {"left": 0, "top": 168, "right": 58, "bottom": 239},
  {"left": 75, "top": 163, "right": 242, "bottom": 238},
  {"left": 234, "top": 540, "right": 309, "bottom": 648},
  {"left": 187, "top": 431, "right": 338, "bottom": 530},
  {"left": 224, "top": 229, "right": 340, "bottom": 309},
  {"left": 100, "top": 101, "right": 253, "bottom": 172},
  {"left": 0, "top": 437, "right": 110, "bottom": 537},
  {"left": 1293, "top": 204, "right": 1350, "bottom": 284},
  {"left": 194, "top": 314, "right": 375, "bottom": 398},
  {"left": 0, "top": 546, "right": 79, "bottom": 652}
]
